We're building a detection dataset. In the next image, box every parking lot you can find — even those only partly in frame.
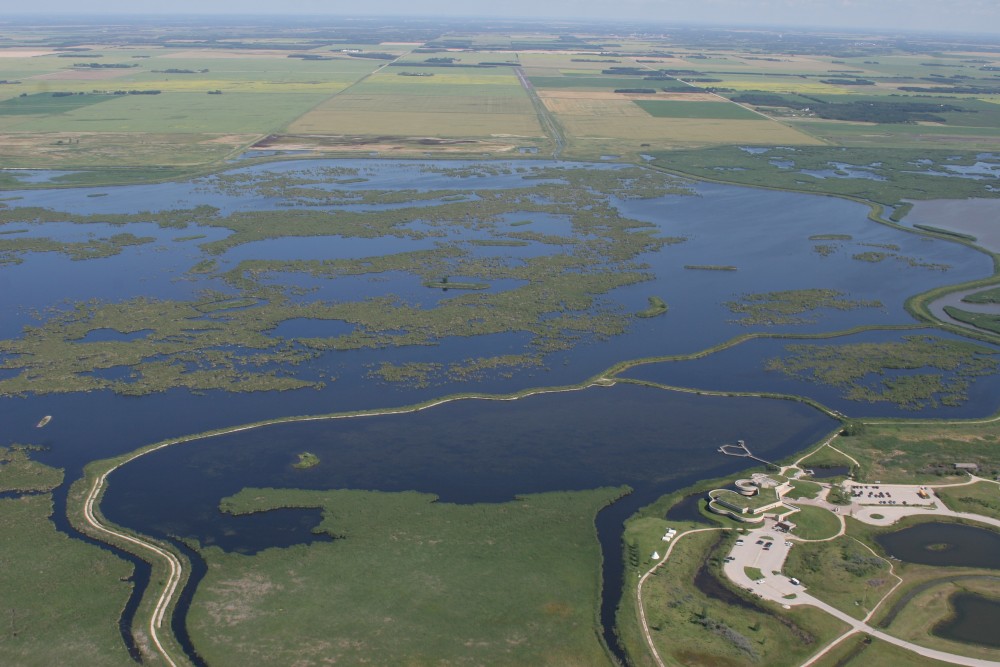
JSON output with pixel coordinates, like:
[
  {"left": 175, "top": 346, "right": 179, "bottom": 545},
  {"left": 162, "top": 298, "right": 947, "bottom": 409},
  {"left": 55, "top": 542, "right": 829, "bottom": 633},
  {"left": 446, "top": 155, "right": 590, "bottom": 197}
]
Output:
[
  {"left": 843, "top": 482, "right": 935, "bottom": 508},
  {"left": 722, "top": 523, "right": 801, "bottom": 603}
]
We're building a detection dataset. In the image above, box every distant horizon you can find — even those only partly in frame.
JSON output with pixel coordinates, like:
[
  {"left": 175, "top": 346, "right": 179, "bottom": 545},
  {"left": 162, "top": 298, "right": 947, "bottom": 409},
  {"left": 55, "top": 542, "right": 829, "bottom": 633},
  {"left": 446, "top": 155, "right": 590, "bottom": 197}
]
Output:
[{"left": 3, "top": 1, "right": 1000, "bottom": 38}]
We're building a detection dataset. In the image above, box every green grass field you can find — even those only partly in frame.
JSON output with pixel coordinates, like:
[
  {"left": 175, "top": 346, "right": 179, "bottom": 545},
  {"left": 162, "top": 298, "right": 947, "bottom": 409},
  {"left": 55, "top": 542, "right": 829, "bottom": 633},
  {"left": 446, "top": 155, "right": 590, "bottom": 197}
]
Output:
[
  {"left": 784, "top": 536, "right": 895, "bottom": 619},
  {"left": 934, "top": 481, "right": 1000, "bottom": 520},
  {"left": 634, "top": 100, "right": 765, "bottom": 119},
  {"left": 189, "top": 486, "right": 625, "bottom": 666},
  {"left": 831, "top": 420, "right": 1000, "bottom": 485},
  {"left": 0, "top": 92, "right": 113, "bottom": 115}
]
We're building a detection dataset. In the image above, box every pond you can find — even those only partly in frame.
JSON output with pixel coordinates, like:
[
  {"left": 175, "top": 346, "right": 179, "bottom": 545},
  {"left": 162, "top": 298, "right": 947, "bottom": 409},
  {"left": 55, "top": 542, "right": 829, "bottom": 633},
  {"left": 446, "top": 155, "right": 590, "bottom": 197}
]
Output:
[
  {"left": 665, "top": 492, "right": 715, "bottom": 524},
  {"left": 934, "top": 592, "right": 1000, "bottom": 648},
  {"left": 876, "top": 521, "right": 1000, "bottom": 569}
]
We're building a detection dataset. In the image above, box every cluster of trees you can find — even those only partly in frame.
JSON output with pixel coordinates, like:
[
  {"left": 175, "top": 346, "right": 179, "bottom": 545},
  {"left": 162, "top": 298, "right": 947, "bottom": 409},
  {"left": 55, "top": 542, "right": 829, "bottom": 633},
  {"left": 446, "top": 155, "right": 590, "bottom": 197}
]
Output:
[
  {"left": 731, "top": 93, "right": 969, "bottom": 123},
  {"left": 898, "top": 85, "right": 998, "bottom": 94},
  {"left": 601, "top": 66, "right": 650, "bottom": 75},
  {"left": 152, "top": 68, "right": 209, "bottom": 74},
  {"left": 819, "top": 78, "right": 875, "bottom": 85},
  {"left": 72, "top": 62, "right": 136, "bottom": 69},
  {"left": 345, "top": 52, "right": 396, "bottom": 60}
]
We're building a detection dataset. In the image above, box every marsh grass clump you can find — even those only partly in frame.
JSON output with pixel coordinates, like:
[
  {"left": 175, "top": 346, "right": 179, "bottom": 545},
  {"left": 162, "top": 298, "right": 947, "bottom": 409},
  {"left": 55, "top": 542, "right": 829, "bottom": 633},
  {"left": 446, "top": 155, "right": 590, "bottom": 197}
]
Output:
[
  {"left": 725, "top": 289, "right": 882, "bottom": 326},
  {"left": 766, "top": 335, "right": 998, "bottom": 409}
]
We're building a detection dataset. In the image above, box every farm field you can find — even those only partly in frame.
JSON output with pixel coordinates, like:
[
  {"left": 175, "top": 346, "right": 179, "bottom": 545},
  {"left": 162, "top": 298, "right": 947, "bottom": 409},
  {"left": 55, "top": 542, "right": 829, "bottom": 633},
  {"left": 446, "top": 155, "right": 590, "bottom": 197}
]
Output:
[
  {"left": 287, "top": 66, "right": 544, "bottom": 140},
  {"left": 0, "top": 44, "right": 385, "bottom": 167},
  {"left": 2, "top": 23, "right": 1000, "bottom": 169}
]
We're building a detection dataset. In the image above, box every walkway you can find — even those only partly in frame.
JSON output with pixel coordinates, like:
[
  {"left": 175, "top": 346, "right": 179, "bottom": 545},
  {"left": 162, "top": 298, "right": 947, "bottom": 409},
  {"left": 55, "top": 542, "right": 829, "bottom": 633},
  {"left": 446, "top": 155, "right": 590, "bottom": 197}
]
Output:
[{"left": 722, "top": 520, "right": 1000, "bottom": 667}]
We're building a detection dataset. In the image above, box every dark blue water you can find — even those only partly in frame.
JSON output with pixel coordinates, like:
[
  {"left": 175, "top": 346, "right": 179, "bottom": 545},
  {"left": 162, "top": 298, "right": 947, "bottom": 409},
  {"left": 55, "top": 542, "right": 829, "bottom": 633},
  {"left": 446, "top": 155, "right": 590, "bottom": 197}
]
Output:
[
  {"left": 934, "top": 592, "right": 1000, "bottom": 648},
  {"left": 877, "top": 522, "right": 1000, "bottom": 569},
  {"left": 99, "top": 383, "right": 836, "bottom": 663}
]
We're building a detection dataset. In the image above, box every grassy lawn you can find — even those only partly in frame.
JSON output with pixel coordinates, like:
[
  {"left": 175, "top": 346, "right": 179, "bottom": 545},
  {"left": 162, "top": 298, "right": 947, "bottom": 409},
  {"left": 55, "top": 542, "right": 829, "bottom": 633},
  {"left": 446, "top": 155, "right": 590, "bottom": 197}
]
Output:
[
  {"left": 790, "top": 505, "right": 841, "bottom": 540},
  {"left": 188, "top": 487, "right": 625, "bottom": 666},
  {"left": 786, "top": 479, "right": 823, "bottom": 500},
  {"left": 934, "top": 480, "right": 1000, "bottom": 520},
  {"left": 784, "top": 535, "right": 896, "bottom": 619}
]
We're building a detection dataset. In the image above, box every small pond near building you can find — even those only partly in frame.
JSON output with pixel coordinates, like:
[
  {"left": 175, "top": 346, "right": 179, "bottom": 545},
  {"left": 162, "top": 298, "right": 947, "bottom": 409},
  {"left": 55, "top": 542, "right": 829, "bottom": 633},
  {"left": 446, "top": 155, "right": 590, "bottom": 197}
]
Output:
[{"left": 876, "top": 521, "right": 1000, "bottom": 569}]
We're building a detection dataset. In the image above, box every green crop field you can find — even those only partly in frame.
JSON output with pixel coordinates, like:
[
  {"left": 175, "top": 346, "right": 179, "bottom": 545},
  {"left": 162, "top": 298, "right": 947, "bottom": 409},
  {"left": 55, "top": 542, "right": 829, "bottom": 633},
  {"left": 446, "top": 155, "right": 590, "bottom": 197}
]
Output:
[
  {"left": 634, "top": 100, "right": 765, "bottom": 119},
  {"left": 2, "top": 92, "right": 330, "bottom": 133},
  {"left": 288, "top": 66, "right": 542, "bottom": 139},
  {"left": 0, "top": 92, "right": 113, "bottom": 115}
]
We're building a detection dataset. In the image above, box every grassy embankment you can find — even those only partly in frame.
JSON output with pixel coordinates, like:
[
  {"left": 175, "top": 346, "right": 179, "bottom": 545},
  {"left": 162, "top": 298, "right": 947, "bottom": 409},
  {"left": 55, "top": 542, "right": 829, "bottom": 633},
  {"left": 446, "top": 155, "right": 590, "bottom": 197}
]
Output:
[{"left": 811, "top": 634, "right": 955, "bottom": 667}]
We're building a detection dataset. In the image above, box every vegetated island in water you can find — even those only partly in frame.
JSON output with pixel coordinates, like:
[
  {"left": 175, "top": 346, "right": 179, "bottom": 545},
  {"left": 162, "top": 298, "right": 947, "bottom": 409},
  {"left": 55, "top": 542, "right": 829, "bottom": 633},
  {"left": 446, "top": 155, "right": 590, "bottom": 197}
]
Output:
[
  {"left": 684, "top": 264, "right": 738, "bottom": 271},
  {"left": 635, "top": 296, "right": 668, "bottom": 318},
  {"left": 292, "top": 452, "right": 320, "bottom": 469}
]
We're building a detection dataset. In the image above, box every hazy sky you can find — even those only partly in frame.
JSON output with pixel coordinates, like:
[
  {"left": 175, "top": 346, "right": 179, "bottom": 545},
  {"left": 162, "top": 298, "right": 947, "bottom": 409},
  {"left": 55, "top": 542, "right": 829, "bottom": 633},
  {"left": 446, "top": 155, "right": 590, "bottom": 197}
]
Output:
[{"left": 10, "top": 0, "right": 1000, "bottom": 35}]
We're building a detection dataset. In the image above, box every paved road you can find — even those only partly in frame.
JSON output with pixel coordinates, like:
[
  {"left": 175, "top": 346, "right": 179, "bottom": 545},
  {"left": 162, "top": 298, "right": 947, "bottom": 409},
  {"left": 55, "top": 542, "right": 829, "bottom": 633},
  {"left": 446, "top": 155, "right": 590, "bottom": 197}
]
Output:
[{"left": 723, "top": 520, "right": 1000, "bottom": 667}]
